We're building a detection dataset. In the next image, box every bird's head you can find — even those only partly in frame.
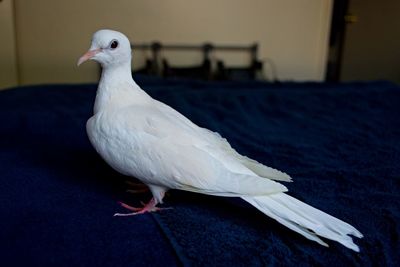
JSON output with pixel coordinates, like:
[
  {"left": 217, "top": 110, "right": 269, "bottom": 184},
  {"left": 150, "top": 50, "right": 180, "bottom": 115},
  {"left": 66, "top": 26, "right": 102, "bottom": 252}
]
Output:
[{"left": 77, "top": 29, "right": 131, "bottom": 68}]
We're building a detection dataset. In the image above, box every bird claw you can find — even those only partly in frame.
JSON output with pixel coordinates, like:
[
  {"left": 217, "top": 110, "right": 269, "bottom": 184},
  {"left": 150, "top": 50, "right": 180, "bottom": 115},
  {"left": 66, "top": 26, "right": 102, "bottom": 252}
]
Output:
[
  {"left": 114, "top": 200, "right": 172, "bottom": 217},
  {"left": 117, "top": 201, "right": 143, "bottom": 212}
]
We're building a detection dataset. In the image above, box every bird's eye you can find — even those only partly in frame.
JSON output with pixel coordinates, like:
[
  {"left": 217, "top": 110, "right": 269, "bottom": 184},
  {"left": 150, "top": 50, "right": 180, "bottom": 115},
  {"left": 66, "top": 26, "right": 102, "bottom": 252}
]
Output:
[{"left": 110, "top": 40, "right": 119, "bottom": 49}]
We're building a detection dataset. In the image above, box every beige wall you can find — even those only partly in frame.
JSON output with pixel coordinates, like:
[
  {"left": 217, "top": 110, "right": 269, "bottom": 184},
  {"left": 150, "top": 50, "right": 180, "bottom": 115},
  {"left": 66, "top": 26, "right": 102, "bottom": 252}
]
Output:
[
  {"left": 13, "top": 0, "right": 332, "bottom": 85},
  {"left": 0, "top": 0, "right": 18, "bottom": 89}
]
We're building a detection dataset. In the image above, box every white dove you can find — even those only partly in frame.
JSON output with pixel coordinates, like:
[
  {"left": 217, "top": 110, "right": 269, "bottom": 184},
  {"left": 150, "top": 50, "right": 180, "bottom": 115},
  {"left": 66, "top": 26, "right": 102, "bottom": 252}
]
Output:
[{"left": 78, "top": 29, "right": 363, "bottom": 252}]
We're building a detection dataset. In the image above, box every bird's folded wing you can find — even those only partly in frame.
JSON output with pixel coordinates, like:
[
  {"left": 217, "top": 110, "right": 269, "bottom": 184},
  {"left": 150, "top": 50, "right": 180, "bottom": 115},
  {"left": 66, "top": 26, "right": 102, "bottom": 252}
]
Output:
[
  {"left": 154, "top": 137, "right": 288, "bottom": 196},
  {"left": 116, "top": 104, "right": 288, "bottom": 196},
  {"left": 156, "top": 100, "right": 293, "bottom": 182}
]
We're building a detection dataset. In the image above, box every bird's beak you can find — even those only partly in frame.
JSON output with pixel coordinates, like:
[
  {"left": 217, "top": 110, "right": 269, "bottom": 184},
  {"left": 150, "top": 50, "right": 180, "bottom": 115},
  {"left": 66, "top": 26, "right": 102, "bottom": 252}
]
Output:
[{"left": 77, "top": 48, "right": 102, "bottom": 66}]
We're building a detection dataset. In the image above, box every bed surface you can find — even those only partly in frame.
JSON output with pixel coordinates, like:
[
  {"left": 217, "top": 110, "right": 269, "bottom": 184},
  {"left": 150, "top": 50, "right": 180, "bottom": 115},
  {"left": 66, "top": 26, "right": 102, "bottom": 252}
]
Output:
[{"left": 0, "top": 76, "right": 399, "bottom": 266}]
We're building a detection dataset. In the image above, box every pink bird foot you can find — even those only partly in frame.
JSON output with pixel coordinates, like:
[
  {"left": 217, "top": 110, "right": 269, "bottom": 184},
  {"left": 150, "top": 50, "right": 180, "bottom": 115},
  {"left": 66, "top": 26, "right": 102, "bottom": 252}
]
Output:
[{"left": 113, "top": 198, "right": 172, "bottom": 216}]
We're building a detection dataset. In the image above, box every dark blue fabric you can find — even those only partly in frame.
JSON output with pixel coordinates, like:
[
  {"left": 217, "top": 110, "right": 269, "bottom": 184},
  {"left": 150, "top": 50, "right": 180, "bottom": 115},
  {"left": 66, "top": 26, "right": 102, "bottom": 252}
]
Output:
[{"left": 0, "top": 76, "right": 399, "bottom": 266}]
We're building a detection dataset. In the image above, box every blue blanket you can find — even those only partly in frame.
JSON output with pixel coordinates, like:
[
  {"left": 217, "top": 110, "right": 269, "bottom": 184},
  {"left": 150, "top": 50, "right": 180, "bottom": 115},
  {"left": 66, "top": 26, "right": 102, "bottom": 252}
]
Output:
[{"left": 0, "top": 76, "right": 399, "bottom": 266}]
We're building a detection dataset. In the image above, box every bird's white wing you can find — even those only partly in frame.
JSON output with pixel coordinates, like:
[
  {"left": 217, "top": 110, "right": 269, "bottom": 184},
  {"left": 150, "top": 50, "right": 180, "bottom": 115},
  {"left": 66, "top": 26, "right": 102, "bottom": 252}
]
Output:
[
  {"left": 154, "top": 100, "right": 292, "bottom": 182},
  {"left": 154, "top": 136, "right": 288, "bottom": 196},
  {"left": 111, "top": 104, "right": 288, "bottom": 197}
]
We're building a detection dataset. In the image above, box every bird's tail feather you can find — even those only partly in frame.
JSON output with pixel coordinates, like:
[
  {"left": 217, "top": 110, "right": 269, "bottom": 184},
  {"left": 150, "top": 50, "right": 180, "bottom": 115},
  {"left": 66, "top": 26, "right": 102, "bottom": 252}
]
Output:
[{"left": 242, "top": 193, "right": 363, "bottom": 252}]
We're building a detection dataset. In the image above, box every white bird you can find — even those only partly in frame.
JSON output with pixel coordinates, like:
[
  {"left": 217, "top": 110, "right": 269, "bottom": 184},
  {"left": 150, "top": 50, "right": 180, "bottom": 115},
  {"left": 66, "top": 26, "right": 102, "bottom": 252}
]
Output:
[{"left": 78, "top": 29, "right": 363, "bottom": 252}]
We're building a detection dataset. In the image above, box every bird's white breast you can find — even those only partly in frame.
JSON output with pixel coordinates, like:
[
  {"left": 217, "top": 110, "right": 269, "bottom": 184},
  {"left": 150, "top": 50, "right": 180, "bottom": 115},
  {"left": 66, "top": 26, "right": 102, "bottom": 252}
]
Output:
[{"left": 86, "top": 110, "right": 161, "bottom": 184}]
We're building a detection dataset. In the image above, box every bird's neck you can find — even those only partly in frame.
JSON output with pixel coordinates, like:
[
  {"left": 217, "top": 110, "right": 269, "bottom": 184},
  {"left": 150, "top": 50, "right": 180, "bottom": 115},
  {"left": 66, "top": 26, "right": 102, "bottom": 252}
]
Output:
[
  {"left": 100, "top": 61, "right": 133, "bottom": 85},
  {"left": 93, "top": 61, "right": 150, "bottom": 114}
]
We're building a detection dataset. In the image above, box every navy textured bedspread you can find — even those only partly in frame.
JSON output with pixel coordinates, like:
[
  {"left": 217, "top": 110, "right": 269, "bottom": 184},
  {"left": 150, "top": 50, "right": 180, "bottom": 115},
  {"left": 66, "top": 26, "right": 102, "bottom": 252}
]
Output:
[{"left": 0, "top": 76, "right": 399, "bottom": 266}]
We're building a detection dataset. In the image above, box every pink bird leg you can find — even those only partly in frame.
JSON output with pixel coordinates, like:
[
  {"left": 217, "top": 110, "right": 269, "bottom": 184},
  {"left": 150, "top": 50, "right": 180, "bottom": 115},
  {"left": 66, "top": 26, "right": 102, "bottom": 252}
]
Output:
[{"left": 113, "top": 198, "right": 171, "bottom": 216}]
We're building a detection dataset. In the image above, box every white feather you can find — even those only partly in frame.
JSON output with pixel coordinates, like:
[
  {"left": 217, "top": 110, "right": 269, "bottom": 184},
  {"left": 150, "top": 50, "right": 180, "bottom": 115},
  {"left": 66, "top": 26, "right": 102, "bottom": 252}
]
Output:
[{"left": 242, "top": 194, "right": 363, "bottom": 252}]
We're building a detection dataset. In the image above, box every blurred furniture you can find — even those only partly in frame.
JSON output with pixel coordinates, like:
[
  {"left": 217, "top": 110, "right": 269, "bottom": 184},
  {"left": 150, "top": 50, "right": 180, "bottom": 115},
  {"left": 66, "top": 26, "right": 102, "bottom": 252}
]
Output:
[
  {"left": 132, "top": 42, "right": 263, "bottom": 81},
  {"left": 214, "top": 44, "right": 262, "bottom": 81}
]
